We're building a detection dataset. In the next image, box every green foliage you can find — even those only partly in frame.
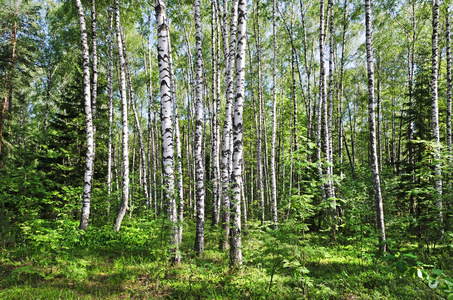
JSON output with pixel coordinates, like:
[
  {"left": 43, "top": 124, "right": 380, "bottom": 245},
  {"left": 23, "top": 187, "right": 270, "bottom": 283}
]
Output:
[{"left": 384, "top": 252, "right": 453, "bottom": 298}]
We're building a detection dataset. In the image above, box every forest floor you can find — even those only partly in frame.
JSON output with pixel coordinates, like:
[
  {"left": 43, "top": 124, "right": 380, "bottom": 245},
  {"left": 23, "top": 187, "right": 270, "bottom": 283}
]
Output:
[{"left": 0, "top": 218, "right": 451, "bottom": 299}]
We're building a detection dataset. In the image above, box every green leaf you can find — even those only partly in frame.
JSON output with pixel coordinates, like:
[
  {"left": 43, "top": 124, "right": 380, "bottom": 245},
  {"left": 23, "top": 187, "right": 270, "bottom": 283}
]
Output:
[
  {"left": 432, "top": 269, "right": 442, "bottom": 276},
  {"left": 447, "top": 293, "right": 453, "bottom": 300},
  {"left": 396, "top": 260, "right": 408, "bottom": 273},
  {"left": 402, "top": 253, "right": 417, "bottom": 259}
]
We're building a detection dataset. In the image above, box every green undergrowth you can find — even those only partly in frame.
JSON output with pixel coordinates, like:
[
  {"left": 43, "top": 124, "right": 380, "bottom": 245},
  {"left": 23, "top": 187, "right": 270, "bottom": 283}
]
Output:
[{"left": 0, "top": 217, "right": 452, "bottom": 299}]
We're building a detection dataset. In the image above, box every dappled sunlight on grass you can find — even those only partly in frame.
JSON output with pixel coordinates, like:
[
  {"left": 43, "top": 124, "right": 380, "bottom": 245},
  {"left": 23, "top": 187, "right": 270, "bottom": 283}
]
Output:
[{"left": 1, "top": 219, "right": 452, "bottom": 299}]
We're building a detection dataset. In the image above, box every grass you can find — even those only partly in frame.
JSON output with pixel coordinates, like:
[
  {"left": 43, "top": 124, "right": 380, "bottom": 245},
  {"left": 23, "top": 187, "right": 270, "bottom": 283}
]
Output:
[{"left": 0, "top": 218, "right": 451, "bottom": 299}]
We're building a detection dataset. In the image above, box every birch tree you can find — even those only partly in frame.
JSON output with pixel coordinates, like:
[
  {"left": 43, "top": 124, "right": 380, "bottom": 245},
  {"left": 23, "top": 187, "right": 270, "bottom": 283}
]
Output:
[
  {"left": 107, "top": 10, "right": 114, "bottom": 216},
  {"left": 75, "top": 0, "right": 94, "bottom": 231},
  {"left": 230, "top": 0, "right": 247, "bottom": 268},
  {"left": 447, "top": 6, "right": 452, "bottom": 192},
  {"left": 211, "top": 0, "right": 221, "bottom": 227},
  {"left": 194, "top": 0, "right": 205, "bottom": 254},
  {"left": 365, "top": 0, "right": 386, "bottom": 253},
  {"left": 431, "top": 0, "right": 443, "bottom": 236},
  {"left": 113, "top": 0, "right": 130, "bottom": 232},
  {"left": 220, "top": 0, "right": 238, "bottom": 251},
  {"left": 271, "top": 0, "right": 278, "bottom": 230},
  {"left": 155, "top": 0, "right": 180, "bottom": 263}
]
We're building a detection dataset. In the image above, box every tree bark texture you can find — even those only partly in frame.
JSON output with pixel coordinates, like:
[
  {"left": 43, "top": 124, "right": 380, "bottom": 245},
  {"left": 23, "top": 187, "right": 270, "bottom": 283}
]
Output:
[
  {"left": 365, "top": 0, "right": 386, "bottom": 253},
  {"left": 230, "top": 0, "right": 246, "bottom": 268},
  {"left": 194, "top": 0, "right": 205, "bottom": 254},
  {"left": 75, "top": 0, "right": 94, "bottom": 231}
]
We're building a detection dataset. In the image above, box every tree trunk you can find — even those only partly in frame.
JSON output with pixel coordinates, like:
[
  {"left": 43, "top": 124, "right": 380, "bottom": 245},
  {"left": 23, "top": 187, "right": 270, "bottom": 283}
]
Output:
[
  {"left": 317, "top": 0, "right": 327, "bottom": 204},
  {"left": 90, "top": 0, "right": 98, "bottom": 195},
  {"left": 365, "top": 0, "right": 386, "bottom": 253},
  {"left": 431, "top": 0, "right": 444, "bottom": 236},
  {"left": 113, "top": 0, "right": 130, "bottom": 232},
  {"left": 211, "top": 0, "right": 221, "bottom": 227},
  {"left": 446, "top": 6, "right": 452, "bottom": 203},
  {"left": 220, "top": 0, "right": 238, "bottom": 251},
  {"left": 107, "top": 10, "right": 114, "bottom": 217},
  {"left": 155, "top": 0, "right": 179, "bottom": 263},
  {"left": 254, "top": 0, "right": 265, "bottom": 227},
  {"left": 271, "top": 0, "right": 278, "bottom": 230},
  {"left": 75, "top": 0, "right": 94, "bottom": 231},
  {"left": 327, "top": 0, "right": 336, "bottom": 222},
  {"left": 230, "top": 0, "right": 246, "bottom": 268},
  {"left": 167, "top": 32, "right": 184, "bottom": 244},
  {"left": 194, "top": 0, "right": 205, "bottom": 254},
  {"left": 338, "top": 0, "right": 348, "bottom": 179}
]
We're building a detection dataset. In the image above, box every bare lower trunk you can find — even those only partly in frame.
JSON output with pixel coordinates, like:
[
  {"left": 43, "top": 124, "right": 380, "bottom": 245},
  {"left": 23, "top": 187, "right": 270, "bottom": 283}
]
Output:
[
  {"left": 194, "top": 0, "right": 205, "bottom": 254},
  {"left": 365, "top": 0, "right": 386, "bottom": 253},
  {"left": 220, "top": 0, "right": 238, "bottom": 251},
  {"left": 155, "top": 0, "right": 179, "bottom": 263},
  {"left": 230, "top": 0, "right": 246, "bottom": 268},
  {"left": 271, "top": 0, "right": 278, "bottom": 230},
  {"left": 75, "top": 0, "right": 94, "bottom": 231},
  {"left": 431, "top": 0, "right": 443, "bottom": 236},
  {"left": 107, "top": 11, "right": 114, "bottom": 217},
  {"left": 113, "top": 0, "right": 130, "bottom": 232}
]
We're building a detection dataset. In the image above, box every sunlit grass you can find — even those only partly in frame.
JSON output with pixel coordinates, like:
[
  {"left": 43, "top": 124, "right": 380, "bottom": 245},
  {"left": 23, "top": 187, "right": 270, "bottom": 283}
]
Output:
[{"left": 0, "top": 219, "right": 451, "bottom": 299}]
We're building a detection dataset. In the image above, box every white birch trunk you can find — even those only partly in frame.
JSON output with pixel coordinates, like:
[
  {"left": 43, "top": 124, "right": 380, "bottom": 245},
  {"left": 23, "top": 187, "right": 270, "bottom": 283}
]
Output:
[
  {"left": 194, "top": 0, "right": 205, "bottom": 254},
  {"left": 90, "top": 0, "right": 97, "bottom": 191},
  {"left": 75, "top": 0, "right": 94, "bottom": 231},
  {"left": 220, "top": 0, "right": 238, "bottom": 251},
  {"left": 230, "top": 0, "right": 246, "bottom": 268},
  {"left": 113, "top": 0, "right": 130, "bottom": 232},
  {"left": 365, "top": 0, "right": 386, "bottom": 252},
  {"left": 431, "top": 0, "right": 444, "bottom": 235},
  {"left": 107, "top": 10, "right": 114, "bottom": 217},
  {"left": 446, "top": 6, "right": 452, "bottom": 193},
  {"left": 155, "top": 0, "right": 180, "bottom": 263},
  {"left": 168, "top": 38, "right": 184, "bottom": 245},
  {"left": 254, "top": 0, "right": 265, "bottom": 227},
  {"left": 211, "top": 0, "right": 221, "bottom": 227},
  {"left": 317, "top": 0, "right": 326, "bottom": 204},
  {"left": 271, "top": 0, "right": 278, "bottom": 230}
]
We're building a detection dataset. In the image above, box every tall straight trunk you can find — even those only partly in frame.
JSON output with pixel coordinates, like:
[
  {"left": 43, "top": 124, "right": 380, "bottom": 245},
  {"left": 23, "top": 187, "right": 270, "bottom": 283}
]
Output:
[
  {"left": 144, "top": 32, "right": 154, "bottom": 213},
  {"left": 90, "top": 0, "right": 98, "bottom": 191},
  {"left": 377, "top": 55, "right": 382, "bottom": 172},
  {"left": 113, "top": 0, "right": 130, "bottom": 232},
  {"left": 167, "top": 33, "right": 183, "bottom": 243},
  {"left": 408, "top": 1, "right": 417, "bottom": 215},
  {"left": 194, "top": 0, "right": 205, "bottom": 254},
  {"left": 327, "top": 0, "right": 336, "bottom": 203},
  {"left": 254, "top": 0, "right": 265, "bottom": 227},
  {"left": 211, "top": 0, "right": 221, "bottom": 227},
  {"left": 230, "top": 0, "right": 246, "bottom": 268},
  {"left": 247, "top": 38, "right": 260, "bottom": 220},
  {"left": 338, "top": 0, "right": 348, "bottom": 178},
  {"left": 317, "top": 0, "right": 327, "bottom": 203},
  {"left": 107, "top": 11, "right": 114, "bottom": 217},
  {"left": 446, "top": 6, "right": 452, "bottom": 193},
  {"left": 155, "top": 0, "right": 179, "bottom": 263},
  {"left": 220, "top": 0, "right": 238, "bottom": 251},
  {"left": 431, "top": 0, "right": 444, "bottom": 235},
  {"left": 365, "top": 0, "right": 386, "bottom": 253},
  {"left": 271, "top": 0, "right": 278, "bottom": 230},
  {"left": 75, "top": 0, "right": 94, "bottom": 231}
]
